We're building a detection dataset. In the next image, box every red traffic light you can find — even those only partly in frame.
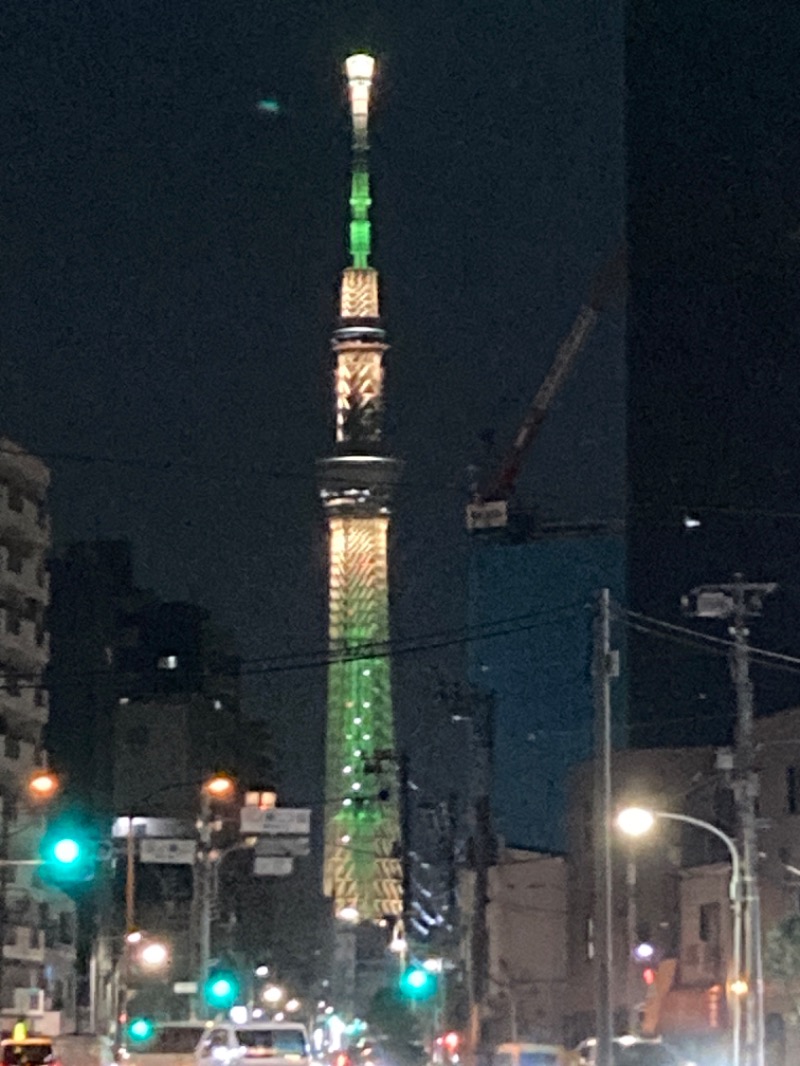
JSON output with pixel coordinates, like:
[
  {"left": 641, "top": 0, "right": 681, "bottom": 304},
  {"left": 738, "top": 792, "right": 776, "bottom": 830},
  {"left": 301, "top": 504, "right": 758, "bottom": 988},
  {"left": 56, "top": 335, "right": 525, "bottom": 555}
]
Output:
[
  {"left": 642, "top": 967, "right": 656, "bottom": 986},
  {"left": 443, "top": 1033, "right": 460, "bottom": 1054}
]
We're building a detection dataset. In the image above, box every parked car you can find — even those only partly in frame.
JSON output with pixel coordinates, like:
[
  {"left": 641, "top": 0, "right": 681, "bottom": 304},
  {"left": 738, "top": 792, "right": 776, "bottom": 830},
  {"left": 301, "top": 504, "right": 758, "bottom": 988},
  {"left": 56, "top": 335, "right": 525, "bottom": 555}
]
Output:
[{"left": 195, "top": 1023, "right": 309, "bottom": 1066}]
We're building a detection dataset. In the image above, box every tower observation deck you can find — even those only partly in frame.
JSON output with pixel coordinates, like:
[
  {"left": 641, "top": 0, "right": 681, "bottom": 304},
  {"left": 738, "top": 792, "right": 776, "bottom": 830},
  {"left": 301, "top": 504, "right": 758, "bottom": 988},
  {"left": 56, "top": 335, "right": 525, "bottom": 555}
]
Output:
[{"left": 318, "top": 54, "right": 402, "bottom": 922}]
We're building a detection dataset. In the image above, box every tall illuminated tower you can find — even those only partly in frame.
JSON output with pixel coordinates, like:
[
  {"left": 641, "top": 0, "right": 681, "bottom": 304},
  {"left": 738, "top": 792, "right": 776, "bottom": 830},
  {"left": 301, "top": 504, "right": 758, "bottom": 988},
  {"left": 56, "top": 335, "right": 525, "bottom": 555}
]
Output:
[{"left": 318, "top": 54, "right": 402, "bottom": 922}]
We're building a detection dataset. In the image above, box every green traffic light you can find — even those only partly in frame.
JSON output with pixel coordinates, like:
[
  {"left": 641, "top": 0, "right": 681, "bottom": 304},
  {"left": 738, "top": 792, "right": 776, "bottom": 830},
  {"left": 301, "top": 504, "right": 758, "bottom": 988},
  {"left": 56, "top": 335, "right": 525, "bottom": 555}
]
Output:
[
  {"left": 399, "top": 965, "right": 437, "bottom": 1000},
  {"left": 53, "top": 838, "right": 80, "bottom": 864},
  {"left": 205, "top": 971, "right": 239, "bottom": 1008},
  {"left": 128, "top": 1017, "right": 155, "bottom": 1043},
  {"left": 39, "top": 818, "right": 98, "bottom": 886}
]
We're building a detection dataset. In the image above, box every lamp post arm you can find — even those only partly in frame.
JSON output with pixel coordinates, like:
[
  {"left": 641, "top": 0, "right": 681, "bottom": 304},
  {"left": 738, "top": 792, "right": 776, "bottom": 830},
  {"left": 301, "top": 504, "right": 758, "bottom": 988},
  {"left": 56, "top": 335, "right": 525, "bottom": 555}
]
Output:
[{"left": 654, "top": 810, "right": 740, "bottom": 898}]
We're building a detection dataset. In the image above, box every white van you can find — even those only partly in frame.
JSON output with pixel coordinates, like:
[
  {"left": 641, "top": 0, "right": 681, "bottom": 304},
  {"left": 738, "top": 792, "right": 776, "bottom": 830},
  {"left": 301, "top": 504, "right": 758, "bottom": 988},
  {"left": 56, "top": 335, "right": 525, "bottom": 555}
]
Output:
[{"left": 195, "top": 1023, "right": 309, "bottom": 1066}]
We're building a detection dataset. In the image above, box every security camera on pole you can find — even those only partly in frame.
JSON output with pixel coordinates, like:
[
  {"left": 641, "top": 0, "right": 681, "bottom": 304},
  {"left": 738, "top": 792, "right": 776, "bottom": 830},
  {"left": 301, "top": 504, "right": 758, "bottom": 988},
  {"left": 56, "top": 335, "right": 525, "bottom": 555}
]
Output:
[{"left": 683, "top": 574, "right": 776, "bottom": 1066}]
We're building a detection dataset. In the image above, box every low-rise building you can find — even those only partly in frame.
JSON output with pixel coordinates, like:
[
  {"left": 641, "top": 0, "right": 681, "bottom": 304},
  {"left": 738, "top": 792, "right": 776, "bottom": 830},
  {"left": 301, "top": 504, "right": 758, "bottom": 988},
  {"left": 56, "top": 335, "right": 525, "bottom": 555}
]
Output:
[
  {"left": 0, "top": 438, "right": 76, "bottom": 1032},
  {"left": 461, "top": 846, "right": 567, "bottom": 1045},
  {"left": 562, "top": 707, "right": 800, "bottom": 1064}
]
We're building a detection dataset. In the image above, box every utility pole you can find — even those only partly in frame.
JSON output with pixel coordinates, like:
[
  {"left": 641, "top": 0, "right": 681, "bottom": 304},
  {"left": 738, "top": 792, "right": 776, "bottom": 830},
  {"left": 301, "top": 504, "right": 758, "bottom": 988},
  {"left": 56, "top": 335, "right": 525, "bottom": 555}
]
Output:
[
  {"left": 684, "top": 575, "right": 776, "bottom": 1066},
  {"left": 448, "top": 689, "right": 493, "bottom": 1066},
  {"left": 399, "top": 752, "right": 412, "bottom": 941},
  {"left": 193, "top": 792, "right": 214, "bottom": 1019},
  {"left": 593, "top": 588, "right": 617, "bottom": 1066}
]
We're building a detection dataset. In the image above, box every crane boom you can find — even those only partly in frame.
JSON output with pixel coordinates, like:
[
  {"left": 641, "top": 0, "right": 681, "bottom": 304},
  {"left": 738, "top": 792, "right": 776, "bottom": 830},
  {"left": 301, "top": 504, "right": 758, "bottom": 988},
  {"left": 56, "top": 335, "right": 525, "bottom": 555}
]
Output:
[
  {"left": 466, "top": 250, "right": 624, "bottom": 532},
  {"left": 482, "top": 303, "right": 598, "bottom": 504}
]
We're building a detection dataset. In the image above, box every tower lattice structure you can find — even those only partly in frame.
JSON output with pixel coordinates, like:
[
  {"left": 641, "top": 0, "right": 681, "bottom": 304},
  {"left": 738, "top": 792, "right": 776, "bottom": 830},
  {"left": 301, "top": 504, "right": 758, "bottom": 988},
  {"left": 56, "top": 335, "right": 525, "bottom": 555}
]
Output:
[{"left": 319, "top": 55, "right": 402, "bottom": 922}]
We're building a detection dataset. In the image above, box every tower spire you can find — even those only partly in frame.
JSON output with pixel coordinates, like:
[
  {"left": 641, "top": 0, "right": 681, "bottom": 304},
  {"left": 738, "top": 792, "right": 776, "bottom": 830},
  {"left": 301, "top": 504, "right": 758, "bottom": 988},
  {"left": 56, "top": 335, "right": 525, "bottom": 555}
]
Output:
[{"left": 345, "top": 53, "right": 374, "bottom": 269}]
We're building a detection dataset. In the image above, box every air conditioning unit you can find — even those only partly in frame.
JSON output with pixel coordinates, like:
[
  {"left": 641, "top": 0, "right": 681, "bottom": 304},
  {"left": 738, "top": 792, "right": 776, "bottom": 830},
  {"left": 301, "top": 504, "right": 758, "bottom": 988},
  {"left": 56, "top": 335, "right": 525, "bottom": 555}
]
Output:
[{"left": 13, "top": 988, "right": 45, "bottom": 1015}]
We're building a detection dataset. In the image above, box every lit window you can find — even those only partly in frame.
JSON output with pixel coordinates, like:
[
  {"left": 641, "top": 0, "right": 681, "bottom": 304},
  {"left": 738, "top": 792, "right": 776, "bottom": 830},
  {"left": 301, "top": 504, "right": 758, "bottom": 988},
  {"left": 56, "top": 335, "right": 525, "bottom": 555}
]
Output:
[
  {"left": 118, "top": 697, "right": 129, "bottom": 705},
  {"left": 213, "top": 699, "right": 223, "bottom": 710},
  {"left": 157, "top": 655, "right": 178, "bottom": 670}
]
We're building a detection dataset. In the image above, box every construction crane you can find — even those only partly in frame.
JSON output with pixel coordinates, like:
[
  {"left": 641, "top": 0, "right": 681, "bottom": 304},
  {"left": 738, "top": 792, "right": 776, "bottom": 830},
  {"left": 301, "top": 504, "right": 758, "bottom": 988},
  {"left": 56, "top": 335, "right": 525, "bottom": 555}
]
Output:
[{"left": 466, "top": 250, "right": 625, "bottom": 532}]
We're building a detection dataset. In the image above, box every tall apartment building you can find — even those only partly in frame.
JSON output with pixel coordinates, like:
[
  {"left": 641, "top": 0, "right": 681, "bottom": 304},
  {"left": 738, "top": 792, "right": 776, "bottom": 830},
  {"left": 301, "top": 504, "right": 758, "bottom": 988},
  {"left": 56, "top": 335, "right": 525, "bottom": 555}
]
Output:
[
  {"left": 0, "top": 437, "right": 76, "bottom": 1029},
  {"left": 47, "top": 542, "right": 267, "bottom": 818}
]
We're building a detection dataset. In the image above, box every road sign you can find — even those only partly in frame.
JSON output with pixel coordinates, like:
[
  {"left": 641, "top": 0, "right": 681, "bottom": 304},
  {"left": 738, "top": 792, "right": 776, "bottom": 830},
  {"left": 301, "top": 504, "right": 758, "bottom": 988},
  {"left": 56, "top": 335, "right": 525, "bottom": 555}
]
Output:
[
  {"left": 254, "top": 856, "right": 294, "bottom": 877},
  {"left": 112, "top": 816, "right": 194, "bottom": 839},
  {"left": 255, "top": 836, "right": 310, "bottom": 858},
  {"left": 240, "top": 807, "right": 311, "bottom": 836},
  {"left": 173, "top": 981, "right": 198, "bottom": 995},
  {"left": 140, "top": 839, "right": 197, "bottom": 865}
]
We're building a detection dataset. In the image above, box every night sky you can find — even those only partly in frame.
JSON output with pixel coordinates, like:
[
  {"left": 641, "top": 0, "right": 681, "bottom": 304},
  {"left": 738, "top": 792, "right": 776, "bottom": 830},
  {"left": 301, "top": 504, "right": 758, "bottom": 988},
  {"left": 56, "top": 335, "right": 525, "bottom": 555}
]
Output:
[{"left": 3, "top": 0, "right": 800, "bottom": 799}]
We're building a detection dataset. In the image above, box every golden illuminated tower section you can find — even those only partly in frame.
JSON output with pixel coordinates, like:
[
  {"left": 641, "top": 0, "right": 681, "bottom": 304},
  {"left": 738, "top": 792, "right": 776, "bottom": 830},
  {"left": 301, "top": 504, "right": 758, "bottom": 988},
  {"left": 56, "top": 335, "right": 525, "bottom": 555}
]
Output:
[{"left": 318, "top": 54, "right": 402, "bottom": 922}]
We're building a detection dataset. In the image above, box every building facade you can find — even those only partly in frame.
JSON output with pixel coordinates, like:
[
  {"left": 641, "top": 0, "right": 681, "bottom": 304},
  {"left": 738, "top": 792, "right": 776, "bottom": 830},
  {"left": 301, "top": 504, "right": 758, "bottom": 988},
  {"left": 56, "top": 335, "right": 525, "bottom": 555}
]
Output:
[
  {"left": 468, "top": 527, "right": 626, "bottom": 854},
  {"left": 0, "top": 438, "right": 76, "bottom": 1031},
  {"left": 461, "top": 847, "right": 568, "bottom": 1046}
]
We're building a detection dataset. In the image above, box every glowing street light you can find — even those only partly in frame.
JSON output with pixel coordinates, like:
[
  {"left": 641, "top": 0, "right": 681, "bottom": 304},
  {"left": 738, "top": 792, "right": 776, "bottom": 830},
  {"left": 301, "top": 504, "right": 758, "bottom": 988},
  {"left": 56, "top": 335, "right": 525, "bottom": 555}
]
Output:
[
  {"left": 139, "top": 941, "right": 169, "bottom": 969},
  {"left": 262, "top": 985, "right": 284, "bottom": 1005},
  {"left": 285, "top": 998, "right": 301, "bottom": 1013},
  {"left": 337, "top": 905, "right": 359, "bottom": 924},
  {"left": 615, "top": 806, "right": 655, "bottom": 837},
  {"left": 28, "top": 769, "right": 60, "bottom": 800},
  {"left": 203, "top": 773, "right": 236, "bottom": 800}
]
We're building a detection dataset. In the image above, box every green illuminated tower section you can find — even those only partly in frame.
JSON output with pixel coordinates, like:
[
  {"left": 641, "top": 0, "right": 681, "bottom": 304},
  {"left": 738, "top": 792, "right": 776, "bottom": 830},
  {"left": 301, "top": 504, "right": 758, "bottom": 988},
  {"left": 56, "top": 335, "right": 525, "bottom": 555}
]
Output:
[{"left": 318, "top": 54, "right": 402, "bottom": 921}]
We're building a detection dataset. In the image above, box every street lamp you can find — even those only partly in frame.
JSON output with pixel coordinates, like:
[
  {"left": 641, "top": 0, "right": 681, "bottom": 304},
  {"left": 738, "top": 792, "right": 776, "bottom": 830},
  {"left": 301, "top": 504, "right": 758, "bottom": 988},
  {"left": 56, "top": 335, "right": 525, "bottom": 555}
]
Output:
[
  {"left": 616, "top": 807, "right": 744, "bottom": 1066},
  {"left": 27, "top": 769, "right": 60, "bottom": 801},
  {"left": 262, "top": 984, "right": 284, "bottom": 1005},
  {"left": 203, "top": 774, "right": 236, "bottom": 801},
  {"left": 139, "top": 940, "right": 169, "bottom": 970}
]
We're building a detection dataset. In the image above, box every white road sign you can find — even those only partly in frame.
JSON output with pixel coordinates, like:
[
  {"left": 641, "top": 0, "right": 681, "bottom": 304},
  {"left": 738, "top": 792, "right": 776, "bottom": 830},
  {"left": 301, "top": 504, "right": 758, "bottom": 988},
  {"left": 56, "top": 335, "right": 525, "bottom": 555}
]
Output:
[
  {"left": 254, "top": 856, "right": 294, "bottom": 877},
  {"left": 240, "top": 807, "right": 311, "bottom": 836},
  {"left": 140, "top": 838, "right": 197, "bottom": 865},
  {"left": 255, "top": 837, "right": 310, "bottom": 858}
]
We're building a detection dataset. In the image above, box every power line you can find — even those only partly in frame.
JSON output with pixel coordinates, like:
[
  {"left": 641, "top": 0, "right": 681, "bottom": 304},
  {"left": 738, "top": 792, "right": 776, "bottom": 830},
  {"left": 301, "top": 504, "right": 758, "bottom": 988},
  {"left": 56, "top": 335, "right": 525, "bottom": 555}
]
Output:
[
  {"left": 618, "top": 606, "right": 800, "bottom": 675},
  {"left": 0, "top": 601, "right": 587, "bottom": 693}
]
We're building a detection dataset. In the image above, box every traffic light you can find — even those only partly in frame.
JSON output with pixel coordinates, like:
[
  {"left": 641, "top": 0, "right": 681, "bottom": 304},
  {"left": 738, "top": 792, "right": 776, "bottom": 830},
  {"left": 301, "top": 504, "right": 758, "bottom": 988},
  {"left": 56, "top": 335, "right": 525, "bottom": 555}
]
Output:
[
  {"left": 204, "top": 969, "right": 239, "bottom": 1010},
  {"left": 127, "top": 1017, "right": 156, "bottom": 1043},
  {"left": 38, "top": 816, "right": 97, "bottom": 886},
  {"left": 399, "top": 964, "right": 437, "bottom": 1001}
]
